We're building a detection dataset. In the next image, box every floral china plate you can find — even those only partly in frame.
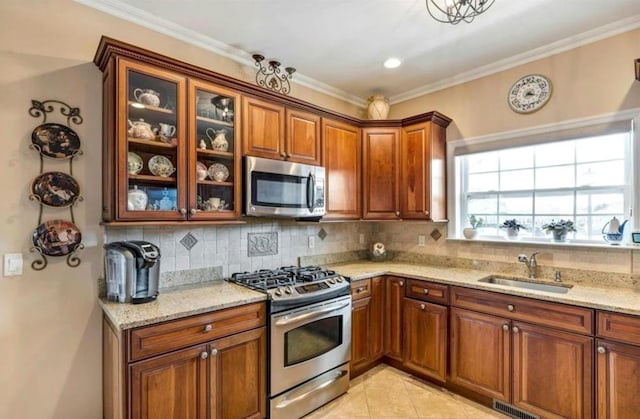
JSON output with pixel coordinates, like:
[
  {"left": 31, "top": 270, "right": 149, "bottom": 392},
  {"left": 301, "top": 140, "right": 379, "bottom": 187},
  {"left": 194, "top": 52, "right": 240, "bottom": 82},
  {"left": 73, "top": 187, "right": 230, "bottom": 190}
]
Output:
[
  {"left": 148, "top": 155, "right": 175, "bottom": 177},
  {"left": 208, "top": 163, "right": 229, "bottom": 182},
  {"left": 127, "top": 152, "right": 143, "bottom": 175},
  {"left": 196, "top": 161, "right": 208, "bottom": 181}
]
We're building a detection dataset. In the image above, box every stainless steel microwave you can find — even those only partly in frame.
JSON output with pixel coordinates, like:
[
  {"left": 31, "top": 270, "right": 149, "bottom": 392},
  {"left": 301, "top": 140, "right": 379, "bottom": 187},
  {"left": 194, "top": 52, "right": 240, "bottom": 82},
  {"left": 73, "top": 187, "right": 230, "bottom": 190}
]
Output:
[{"left": 244, "top": 156, "right": 325, "bottom": 218}]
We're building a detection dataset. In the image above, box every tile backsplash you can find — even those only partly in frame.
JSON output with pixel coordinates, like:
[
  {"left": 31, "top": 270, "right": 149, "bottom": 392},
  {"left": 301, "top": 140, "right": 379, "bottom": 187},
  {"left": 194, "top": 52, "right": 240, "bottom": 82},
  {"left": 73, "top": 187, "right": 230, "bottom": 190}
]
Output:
[{"left": 105, "top": 220, "right": 372, "bottom": 278}]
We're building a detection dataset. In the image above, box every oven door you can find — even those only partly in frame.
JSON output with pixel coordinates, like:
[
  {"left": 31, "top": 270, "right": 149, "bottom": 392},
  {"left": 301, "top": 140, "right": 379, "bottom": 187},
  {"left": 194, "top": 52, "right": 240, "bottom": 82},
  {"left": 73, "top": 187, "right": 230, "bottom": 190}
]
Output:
[{"left": 270, "top": 295, "right": 351, "bottom": 396}]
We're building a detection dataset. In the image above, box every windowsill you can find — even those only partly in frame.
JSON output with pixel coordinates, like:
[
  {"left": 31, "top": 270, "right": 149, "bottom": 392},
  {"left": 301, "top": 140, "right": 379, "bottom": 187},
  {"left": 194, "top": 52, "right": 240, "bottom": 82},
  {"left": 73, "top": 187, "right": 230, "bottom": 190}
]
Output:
[{"left": 447, "top": 236, "right": 640, "bottom": 251}]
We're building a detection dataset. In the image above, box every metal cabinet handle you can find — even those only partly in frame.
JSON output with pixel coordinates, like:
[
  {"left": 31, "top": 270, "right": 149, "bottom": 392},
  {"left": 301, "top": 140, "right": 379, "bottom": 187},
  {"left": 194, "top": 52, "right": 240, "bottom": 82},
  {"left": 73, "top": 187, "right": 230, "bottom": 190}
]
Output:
[
  {"left": 180, "top": 208, "right": 187, "bottom": 216},
  {"left": 211, "top": 348, "right": 218, "bottom": 356},
  {"left": 280, "top": 152, "right": 286, "bottom": 158},
  {"left": 399, "top": 281, "right": 404, "bottom": 286},
  {"left": 507, "top": 304, "right": 515, "bottom": 312},
  {"left": 597, "top": 346, "right": 606, "bottom": 354},
  {"left": 200, "top": 351, "right": 208, "bottom": 360},
  {"left": 502, "top": 324, "right": 509, "bottom": 331},
  {"left": 286, "top": 152, "right": 291, "bottom": 158},
  {"left": 190, "top": 208, "right": 197, "bottom": 215},
  {"left": 420, "top": 304, "right": 426, "bottom": 310},
  {"left": 423, "top": 289, "right": 429, "bottom": 295},
  {"left": 424, "top": 210, "right": 430, "bottom": 215},
  {"left": 395, "top": 211, "right": 400, "bottom": 217},
  {"left": 512, "top": 326, "right": 520, "bottom": 333},
  {"left": 356, "top": 287, "right": 365, "bottom": 293},
  {"left": 204, "top": 324, "right": 212, "bottom": 332}
]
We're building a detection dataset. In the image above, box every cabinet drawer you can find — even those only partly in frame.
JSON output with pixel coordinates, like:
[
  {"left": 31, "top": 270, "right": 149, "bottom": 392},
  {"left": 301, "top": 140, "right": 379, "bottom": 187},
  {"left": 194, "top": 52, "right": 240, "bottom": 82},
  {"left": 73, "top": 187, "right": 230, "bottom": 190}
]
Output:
[
  {"left": 351, "top": 279, "right": 372, "bottom": 301},
  {"left": 597, "top": 311, "right": 640, "bottom": 345},
  {"left": 451, "top": 287, "right": 593, "bottom": 335},
  {"left": 128, "top": 302, "right": 266, "bottom": 361},
  {"left": 405, "top": 279, "right": 449, "bottom": 305}
]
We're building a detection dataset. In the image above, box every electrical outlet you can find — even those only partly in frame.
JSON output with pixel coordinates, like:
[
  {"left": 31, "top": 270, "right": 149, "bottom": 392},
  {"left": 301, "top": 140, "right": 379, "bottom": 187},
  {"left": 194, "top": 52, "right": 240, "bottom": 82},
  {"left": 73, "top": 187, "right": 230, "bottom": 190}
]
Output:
[
  {"left": 308, "top": 235, "right": 315, "bottom": 249},
  {"left": 4, "top": 253, "right": 23, "bottom": 277},
  {"left": 418, "top": 235, "right": 426, "bottom": 246},
  {"left": 359, "top": 233, "right": 365, "bottom": 244}
]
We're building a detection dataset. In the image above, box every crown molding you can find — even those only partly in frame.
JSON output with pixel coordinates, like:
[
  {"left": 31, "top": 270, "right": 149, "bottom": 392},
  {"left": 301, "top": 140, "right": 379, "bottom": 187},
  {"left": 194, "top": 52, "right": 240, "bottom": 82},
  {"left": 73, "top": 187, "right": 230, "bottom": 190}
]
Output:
[
  {"left": 389, "top": 14, "right": 640, "bottom": 105},
  {"left": 73, "top": 0, "right": 367, "bottom": 107}
]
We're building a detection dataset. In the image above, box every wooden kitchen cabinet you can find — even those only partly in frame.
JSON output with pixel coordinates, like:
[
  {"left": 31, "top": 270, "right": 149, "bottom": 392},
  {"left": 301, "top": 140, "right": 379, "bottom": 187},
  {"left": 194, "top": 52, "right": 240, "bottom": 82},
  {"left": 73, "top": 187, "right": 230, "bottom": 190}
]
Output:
[
  {"left": 350, "top": 277, "right": 384, "bottom": 377},
  {"left": 450, "top": 287, "right": 594, "bottom": 418},
  {"left": 400, "top": 121, "right": 447, "bottom": 221},
  {"left": 403, "top": 298, "right": 448, "bottom": 382},
  {"left": 243, "top": 97, "right": 322, "bottom": 165},
  {"left": 103, "top": 302, "right": 266, "bottom": 419},
  {"left": 96, "top": 52, "right": 242, "bottom": 223},
  {"left": 322, "top": 118, "right": 361, "bottom": 220},
  {"left": 596, "top": 311, "right": 640, "bottom": 418},
  {"left": 362, "top": 127, "right": 401, "bottom": 219},
  {"left": 384, "top": 276, "right": 404, "bottom": 360}
]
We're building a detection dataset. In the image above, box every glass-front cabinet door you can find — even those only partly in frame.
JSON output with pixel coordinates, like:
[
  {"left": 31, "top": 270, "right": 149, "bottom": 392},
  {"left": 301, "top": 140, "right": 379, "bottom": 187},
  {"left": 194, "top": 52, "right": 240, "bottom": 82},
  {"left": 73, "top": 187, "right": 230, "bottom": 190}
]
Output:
[
  {"left": 118, "top": 59, "right": 187, "bottom": 220},
  {"left": 187, "top": 79, "right": 241, "bottom": 220}
]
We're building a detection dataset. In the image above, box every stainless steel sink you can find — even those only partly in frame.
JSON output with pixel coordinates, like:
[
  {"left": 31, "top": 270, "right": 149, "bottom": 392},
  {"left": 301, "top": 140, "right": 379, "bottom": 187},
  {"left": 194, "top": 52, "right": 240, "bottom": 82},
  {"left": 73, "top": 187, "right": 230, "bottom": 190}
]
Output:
[{"left": 478, "top": 276, "right": 573, "bottom": 294}]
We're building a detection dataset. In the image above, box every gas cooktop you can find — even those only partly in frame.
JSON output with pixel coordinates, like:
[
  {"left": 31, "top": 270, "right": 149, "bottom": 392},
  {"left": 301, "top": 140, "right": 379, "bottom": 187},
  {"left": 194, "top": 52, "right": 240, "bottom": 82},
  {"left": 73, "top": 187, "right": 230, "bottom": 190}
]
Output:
[{"left": 227, "top": 266, "right": 350, "bottom": 306}]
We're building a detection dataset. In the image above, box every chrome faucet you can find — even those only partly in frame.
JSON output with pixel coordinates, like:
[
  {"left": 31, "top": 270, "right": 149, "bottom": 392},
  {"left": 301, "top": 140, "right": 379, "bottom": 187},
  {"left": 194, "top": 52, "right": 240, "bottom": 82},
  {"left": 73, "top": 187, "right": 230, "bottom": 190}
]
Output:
[{"left": 518, "top": 252, "right": 539, "bottom": 279}]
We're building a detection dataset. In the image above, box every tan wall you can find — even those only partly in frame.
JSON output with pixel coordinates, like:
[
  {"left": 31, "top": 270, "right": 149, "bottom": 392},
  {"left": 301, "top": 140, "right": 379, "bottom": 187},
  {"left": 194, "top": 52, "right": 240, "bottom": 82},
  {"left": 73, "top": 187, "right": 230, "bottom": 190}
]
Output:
[{"left": 390, "top": 28, "right": 640, "bottom": 140}]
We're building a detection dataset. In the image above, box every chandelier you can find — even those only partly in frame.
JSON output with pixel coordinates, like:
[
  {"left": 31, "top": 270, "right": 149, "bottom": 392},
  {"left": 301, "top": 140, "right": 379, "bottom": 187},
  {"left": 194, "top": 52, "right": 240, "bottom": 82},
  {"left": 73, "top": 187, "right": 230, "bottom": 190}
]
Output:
[
  {"left": 426, "top": 0, "right": 495, "bottom": 25},
  {"left": 252, "top": 54, "right": 296, "bottom": 95}
]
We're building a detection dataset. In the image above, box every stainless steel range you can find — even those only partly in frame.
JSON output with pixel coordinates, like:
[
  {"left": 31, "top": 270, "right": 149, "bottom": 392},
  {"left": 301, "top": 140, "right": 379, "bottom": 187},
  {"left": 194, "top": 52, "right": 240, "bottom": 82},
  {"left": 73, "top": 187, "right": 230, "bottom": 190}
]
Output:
[{"left": 228, "top": 266, "right": 351, "bottom": 419}]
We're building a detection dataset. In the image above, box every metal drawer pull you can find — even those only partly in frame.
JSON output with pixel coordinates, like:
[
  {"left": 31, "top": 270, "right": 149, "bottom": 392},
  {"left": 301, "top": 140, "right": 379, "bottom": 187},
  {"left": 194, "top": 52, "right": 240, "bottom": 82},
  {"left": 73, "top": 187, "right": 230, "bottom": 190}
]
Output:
[
  {"left": 502, "top": 324, "right": 509, "bottom": 331},
  {"left": 211, "top": 348, "right": 218, "bottom": 356},
  {"left": 507, "top": 304, "right": 515, "bottom": 312},
  {"left": 274, "top": 302, "right": 349, "bottom": 326},
  {"left": 275, "top": 369, "right": 348, "bottom": 409},
  {"left": 420, "top": 304, "right": 426, "bottom": 310},
  {"left": 204, "top": 324, "right": 212, "bottom": 332},
  {"left": 512, "top": 326, "right": 520, "bottom": 333},
  {"left": 597, "top": 346, "right": 606, "bottom": 354},
  {"left": 356, "top": 287, "right": 365, "bottom": 293},
  {"left": 423, "top": 289, "right": 429, "bottom": 295},
  {"left": 200, "top": 351, "right": 208, "bottom": 360},
  {"left": 399, "top": 281, "right": 404, "bottom": 286}
]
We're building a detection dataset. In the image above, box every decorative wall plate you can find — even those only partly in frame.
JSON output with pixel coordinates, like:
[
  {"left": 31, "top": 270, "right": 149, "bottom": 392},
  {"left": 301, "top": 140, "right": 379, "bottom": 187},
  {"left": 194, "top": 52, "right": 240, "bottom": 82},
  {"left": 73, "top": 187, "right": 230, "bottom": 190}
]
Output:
[
  {"left": 127, "top": 152, "right": 143, "bottom": 175},
  {"left": 31, "top": 172, "right": 80, "bottom": 207},
  {"left": 208, "top": 162, "right": 229, "bottom": 182},
  {"left": 148, "top": 155, "right": 175, "bottom": 177},
  {"left": 508, "top": 74, "right": 552, "bottom": 114},
  {"left": 31, "top": 123, "right": 81, "bottom": 158},
  {"left": 32, "top": 219, "right": 82, "bottom": 257}
]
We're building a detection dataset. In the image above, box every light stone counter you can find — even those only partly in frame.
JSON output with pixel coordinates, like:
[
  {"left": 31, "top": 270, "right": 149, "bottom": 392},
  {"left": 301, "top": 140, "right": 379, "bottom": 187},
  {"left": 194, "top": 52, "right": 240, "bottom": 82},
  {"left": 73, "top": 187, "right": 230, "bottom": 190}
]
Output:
[
  {"left": 329, "top": 261, "right": 640, "bottom": 316},
  {"left": 100, "top": 280, "right": 267, "bottom": 330}
]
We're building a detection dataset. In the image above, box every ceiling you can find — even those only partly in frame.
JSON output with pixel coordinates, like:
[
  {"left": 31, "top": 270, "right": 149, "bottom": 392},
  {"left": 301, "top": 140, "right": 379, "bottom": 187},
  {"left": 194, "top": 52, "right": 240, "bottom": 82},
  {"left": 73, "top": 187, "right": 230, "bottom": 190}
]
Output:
[{"left": 79, "top": 0, "right": 640, "bottom": 105}]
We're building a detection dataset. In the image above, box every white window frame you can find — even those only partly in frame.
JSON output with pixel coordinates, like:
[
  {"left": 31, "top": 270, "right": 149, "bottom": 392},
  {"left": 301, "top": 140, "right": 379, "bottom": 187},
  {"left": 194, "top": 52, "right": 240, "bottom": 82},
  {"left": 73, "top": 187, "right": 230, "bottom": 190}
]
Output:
[{"left": 447, "top": 109, "right": 640, "bottom": 245}]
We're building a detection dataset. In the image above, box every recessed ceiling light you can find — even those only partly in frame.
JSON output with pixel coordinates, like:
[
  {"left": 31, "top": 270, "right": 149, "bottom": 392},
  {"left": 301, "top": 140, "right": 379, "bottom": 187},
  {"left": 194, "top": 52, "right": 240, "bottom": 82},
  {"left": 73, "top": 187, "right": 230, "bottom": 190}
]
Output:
[{"left": 383, "top": 58, "right": 402, "bottom": 69}]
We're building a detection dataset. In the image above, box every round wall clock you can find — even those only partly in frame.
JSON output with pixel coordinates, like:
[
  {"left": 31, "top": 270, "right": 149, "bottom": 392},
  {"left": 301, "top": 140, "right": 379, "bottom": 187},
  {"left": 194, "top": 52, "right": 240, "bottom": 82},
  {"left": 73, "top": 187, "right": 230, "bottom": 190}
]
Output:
[{"left": 508, "top": 74, "right": 552, "bottom": 114}]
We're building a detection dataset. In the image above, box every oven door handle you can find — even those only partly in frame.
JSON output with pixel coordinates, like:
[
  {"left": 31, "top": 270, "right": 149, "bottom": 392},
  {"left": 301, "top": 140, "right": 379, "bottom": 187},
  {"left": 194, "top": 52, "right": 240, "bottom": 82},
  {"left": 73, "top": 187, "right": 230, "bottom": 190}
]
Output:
[
  {"left": 274, "top": 301, "right": 349, "bottom": 326},
  {"left": 274, "top": 369, "right": 349, "bottom": 409}
]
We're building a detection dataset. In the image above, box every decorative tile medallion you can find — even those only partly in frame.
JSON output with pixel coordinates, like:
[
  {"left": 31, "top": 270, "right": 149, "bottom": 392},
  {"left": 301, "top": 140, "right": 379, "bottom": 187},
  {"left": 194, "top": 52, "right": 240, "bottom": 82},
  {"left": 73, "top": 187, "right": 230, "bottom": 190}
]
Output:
[
  {"left": 430, "top": 228, "right": 442, "bottom": 241},
  {"left": 317, "top": 228, "right": 327, "bottom": 241},
  {"left": 179, "top": 232, "right": 198, "bottom": 251},
  {"left": 248, "top": 232, "right": 278, "bottom": 257}
]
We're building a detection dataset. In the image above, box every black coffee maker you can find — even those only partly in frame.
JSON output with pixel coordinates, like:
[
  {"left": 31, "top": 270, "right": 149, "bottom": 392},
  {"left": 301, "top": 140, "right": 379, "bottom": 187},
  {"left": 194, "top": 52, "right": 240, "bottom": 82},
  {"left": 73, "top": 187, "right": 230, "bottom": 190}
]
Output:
[{"left": 104, "top": 240, "right": 161, "bottom": 304}]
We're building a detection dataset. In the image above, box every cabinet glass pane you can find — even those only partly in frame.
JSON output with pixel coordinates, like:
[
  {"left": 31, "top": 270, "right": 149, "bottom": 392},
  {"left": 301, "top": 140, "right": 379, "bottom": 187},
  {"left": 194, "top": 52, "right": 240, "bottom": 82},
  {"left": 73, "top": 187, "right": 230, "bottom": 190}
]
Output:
[
  {"left": 193, "top": 87, "right": 236, "bottom": 214},
  {"left": 126, "top": 70, "right": 179, "bottom": 213}
]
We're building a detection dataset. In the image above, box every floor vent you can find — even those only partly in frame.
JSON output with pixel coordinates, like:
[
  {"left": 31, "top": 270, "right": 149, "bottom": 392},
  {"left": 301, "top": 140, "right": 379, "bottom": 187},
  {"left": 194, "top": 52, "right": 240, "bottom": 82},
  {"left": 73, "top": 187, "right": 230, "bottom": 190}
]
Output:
[{"left": 493, "top": 400, "right": 539, "bottom": 419}]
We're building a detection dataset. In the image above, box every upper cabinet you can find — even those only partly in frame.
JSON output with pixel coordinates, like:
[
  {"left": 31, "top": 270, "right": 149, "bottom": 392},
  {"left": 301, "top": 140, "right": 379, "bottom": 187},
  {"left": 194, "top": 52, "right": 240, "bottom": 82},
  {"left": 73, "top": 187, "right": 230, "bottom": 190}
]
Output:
[
  {"left": 243, "top": 97, "right": 322, "bottom": 165},
  {"left": 635, "top": 58, "right": 639, "bottom": 81},
  {"left": 100, "top": 57, "right": 241, "bottom": 223},
  {"left": 362, "top": 127, "right": 401, "bottom": 220},
  {"left": 322, "top": 118, "right": 361, "bottom": 220}
]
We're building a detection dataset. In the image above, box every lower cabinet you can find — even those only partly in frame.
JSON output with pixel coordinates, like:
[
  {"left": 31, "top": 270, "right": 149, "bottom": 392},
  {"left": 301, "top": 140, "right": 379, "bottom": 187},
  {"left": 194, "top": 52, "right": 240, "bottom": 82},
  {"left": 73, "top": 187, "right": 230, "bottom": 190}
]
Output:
[
  {"left": 104, "top": 302, "right": 266, "bottom": 419},
  {"left": 596, "top": 339, "right": 640, "bottom": 418},
  {"left": 351, "top": 277, "right": 384, "bottom": 377},
  {"left": 403, "top": 298, "right": 447, "bottom": 382},
  {"left": 384, "top": 276, "right": 404, "bottom": 361}
]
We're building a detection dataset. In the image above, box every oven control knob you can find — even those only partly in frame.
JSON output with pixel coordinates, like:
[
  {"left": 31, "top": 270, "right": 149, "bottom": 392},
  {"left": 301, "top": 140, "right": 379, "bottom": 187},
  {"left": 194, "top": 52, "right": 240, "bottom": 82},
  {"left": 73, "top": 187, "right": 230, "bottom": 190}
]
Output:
[
  {"left": 284, "top": 287, "right": 292, "bottom": 294},
  {"left": 328, "top": 279, "right": 335, "bottom": 284},
  {"left": 337, "top": 277, "right": 343, "bottom": 283},
  {"left": 275, "top": 288, "right": 283, "bottom": 297}
]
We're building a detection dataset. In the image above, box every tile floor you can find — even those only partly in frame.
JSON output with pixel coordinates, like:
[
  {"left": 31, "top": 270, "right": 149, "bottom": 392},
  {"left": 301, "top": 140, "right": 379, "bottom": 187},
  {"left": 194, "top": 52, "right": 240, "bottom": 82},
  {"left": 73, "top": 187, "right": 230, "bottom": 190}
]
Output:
[{"left": 304, "top": 365, "right": 509, "bottom": 418}]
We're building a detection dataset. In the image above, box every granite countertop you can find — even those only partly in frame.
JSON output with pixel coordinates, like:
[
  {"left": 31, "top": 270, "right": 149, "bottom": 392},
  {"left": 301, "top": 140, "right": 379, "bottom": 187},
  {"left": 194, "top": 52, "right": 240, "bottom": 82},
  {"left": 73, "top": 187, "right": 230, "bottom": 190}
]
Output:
[
  {"left": 100, "top": 280, "right": 267, "bottom": 331},
  {"left": 329, "top": 261, "right": 640, "bottom": 316}
]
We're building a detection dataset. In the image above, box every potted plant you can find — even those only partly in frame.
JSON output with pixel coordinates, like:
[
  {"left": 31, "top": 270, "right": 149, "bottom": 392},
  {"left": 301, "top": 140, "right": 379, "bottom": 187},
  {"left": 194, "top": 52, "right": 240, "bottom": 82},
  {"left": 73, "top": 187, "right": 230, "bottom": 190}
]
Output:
[
  {"left": 463, "top": 215, "right": 483, "bottom": 239},
  {"left": 500, "top": 219, "right": 525, "bottom": 239},
  {"left": 541, "top": 219, "right": 576, "bottom": 242}
]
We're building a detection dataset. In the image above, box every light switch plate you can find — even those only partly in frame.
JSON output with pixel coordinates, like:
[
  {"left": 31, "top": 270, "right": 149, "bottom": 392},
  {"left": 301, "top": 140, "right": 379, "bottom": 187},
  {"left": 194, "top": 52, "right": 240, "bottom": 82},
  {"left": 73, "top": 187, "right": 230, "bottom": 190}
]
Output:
[
  {"left": 308, "top": 236, "right": 315, "bottom": 249},
  {"left": 418, "top": 235, "right": 426, "bottom": 246},
  {"left": 4, "top": 253, "right": 23, "bottom": 277}
]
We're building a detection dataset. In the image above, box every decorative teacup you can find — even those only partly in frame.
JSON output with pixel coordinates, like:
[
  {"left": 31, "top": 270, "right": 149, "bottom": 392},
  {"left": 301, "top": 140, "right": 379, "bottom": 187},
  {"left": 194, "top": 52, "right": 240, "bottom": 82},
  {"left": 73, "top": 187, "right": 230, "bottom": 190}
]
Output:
[{"left": 203, "top": 197, "right": 226, "bottom": 211}]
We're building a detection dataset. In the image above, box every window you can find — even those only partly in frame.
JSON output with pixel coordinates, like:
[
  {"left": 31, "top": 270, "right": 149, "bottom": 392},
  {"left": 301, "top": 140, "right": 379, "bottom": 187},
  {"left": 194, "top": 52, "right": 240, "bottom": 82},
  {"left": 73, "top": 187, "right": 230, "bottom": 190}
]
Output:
[{"left": 452, "top": 119, "right": 636, "bottom": 244}]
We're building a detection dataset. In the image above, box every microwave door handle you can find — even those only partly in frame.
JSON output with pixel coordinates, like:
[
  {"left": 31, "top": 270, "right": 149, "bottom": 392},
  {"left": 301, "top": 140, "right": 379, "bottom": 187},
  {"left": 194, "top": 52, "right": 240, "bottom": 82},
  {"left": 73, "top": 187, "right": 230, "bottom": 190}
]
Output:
[{"left": 307, "top": 172, "right": 316, "bottom": 211}]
